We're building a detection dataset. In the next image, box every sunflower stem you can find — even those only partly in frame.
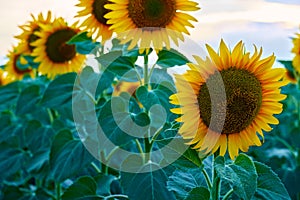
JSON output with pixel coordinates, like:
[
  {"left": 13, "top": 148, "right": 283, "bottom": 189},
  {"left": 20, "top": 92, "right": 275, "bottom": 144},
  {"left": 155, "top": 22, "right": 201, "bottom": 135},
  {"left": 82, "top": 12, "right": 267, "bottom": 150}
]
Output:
[
  {"left": 143, "top": 54, "right": 149, "bottom": 89},
  {"left": 55, "top": 182, "right": 61, "bottom": 200},
  {"left": 202, "top": 168, "right": 212, "bottom": 190},
  {"left": 222, "top": 188, "right": 234, "bottom": 200},
  {"left": 91, "top": 162, "right": 101, "bottom": 173},
  {"left": 148, "top": 62, "right": 157, "bottom": 81},
  {"left": 47, "top": 108, "right": 54, "bottom": 124},
  {"left": 144, "top": 136, "right": 151, "bottom": 162},
  {"left": 100, "top": 151, "right": 108, "bottom": 175}
]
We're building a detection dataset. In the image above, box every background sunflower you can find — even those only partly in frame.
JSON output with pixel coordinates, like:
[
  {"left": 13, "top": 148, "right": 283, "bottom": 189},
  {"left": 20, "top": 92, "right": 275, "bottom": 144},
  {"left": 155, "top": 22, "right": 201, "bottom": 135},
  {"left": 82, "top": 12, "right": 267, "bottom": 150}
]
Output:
[
  {"left": 31, "top": 17, "right": 86, "bottom": 78},
  {"left": 292, "top": 32, "right": 300, "bottom": 72},
  {"left": 4, "top": 45, "right": 35, "bottom": 81},
  {"left": 104, "top": 0, "right": 200, "bottom": 53},
  {"left": 75, "top": 0, "right": 113, "bottom": 43},
  {"left": 15, "top": 11, "right": 53, "bottom": 55},
  {"left": 170, "top": 40, "right": 288, "bottom": 160}
]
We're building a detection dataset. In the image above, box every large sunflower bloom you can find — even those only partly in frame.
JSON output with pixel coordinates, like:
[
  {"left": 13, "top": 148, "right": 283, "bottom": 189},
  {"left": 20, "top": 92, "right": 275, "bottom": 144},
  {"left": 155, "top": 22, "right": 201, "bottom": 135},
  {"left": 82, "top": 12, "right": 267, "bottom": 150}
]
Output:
[
  {"left": 292, "top": 32, "right": 300, "bottom": 72},
  {"left": 31, "top": 17, "right": 86, "bottom": 78},
  {"left": 104, "top": 0, "right": 200, "bottom": 53},
  {"left": 75, "top": 0, "right": 113, "bottom": 42},
  {"left": 15, "top": 11, "right": 53, "bottom": 54},
  {"left": 4, "top": 45, "right": 35, "bottom": 81},
  {"left": 170, "top": 40, "right": 288, "bottom": 160}
]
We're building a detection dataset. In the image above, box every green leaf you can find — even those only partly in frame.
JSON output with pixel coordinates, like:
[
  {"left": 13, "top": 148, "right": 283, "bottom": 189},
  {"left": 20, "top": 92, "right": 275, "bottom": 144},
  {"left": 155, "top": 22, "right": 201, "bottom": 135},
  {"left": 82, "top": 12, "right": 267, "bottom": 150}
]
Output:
[
  {"left": 121, "top": 155, "right": 176, "bottom": 200},
  {"left": 62, "top": 176, "right": 101, "bottom": 200},
  {"left": 136, "top": 84, "right": 175, "bottom": 122},
  {"left": 0, "top": 82, "right": 20, "bottom": 111},
  {"left": 41, "top": 73, "right": 76, "bottom": 108},
  {"left": 253, "top": 161, "right": 291, "bottom": 200},
  {"left": 0, "top": 142, "right": 28, "bottom": 180},
  {"left": 96, "top": 51, "right": 138, "bottom": 79},
  {"left": 157, "top": 48, "right": 189, "bottom": 68},
  {"left": 278, "top": 60, "right": 294, "bottom": 72},
  {"left": 16, "top": 85, "right": 41, "bottom": 115},
  {"left": 214, "top": 154, "right": 257, "bottom": 200},
  {"left": 50, "top": 130, "right": 94, "bottom": 182},
  {"left": 67, "top": 32, "right": 100, "bottom": 55},
  {"left": 75, "top": 66, "right": 114, "bottom": 98},
  {"left": 94, "top": 174, "right": 116, "bottom": 196},
  {"left": 23, "top": 120, "right": 54, "bottom": 173},
  {"left": 185, "top": 187, "right": 210, "bottom": 200},
  {"left": 167, "top": 169, "right": 206, "bottom": 199},
  {"left": 98, "top": 97, "right": 149, "bottom": 145}
]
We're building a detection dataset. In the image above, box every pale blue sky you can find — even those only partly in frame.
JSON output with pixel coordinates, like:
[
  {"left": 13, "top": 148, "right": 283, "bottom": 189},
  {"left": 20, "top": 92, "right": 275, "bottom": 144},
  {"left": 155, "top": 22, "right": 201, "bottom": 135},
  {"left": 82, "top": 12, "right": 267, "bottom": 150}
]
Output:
[{"left": 0, "top": 0, "right": 300, "bottom": 66}]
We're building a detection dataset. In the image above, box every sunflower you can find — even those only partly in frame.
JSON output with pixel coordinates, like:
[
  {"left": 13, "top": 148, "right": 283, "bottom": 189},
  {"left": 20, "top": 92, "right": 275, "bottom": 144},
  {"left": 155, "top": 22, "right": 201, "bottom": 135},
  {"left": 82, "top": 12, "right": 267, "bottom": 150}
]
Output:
[
  {"left": 292, "top": 32, "right": 300, "bottom": 72},
  {"left": 15, "top": 11, "right": 53, "bottom": 54},
  {"left": 4, "top": 45, "right": 35, "bottom": 81},
  {"left": 113, "top": 81, "right": 141, "bottom": 96},
  {"left": 170, "top": 40, "right": 288, "bottom": 160},
  {"left": 104, "top": 0, "right": 200, "bottom": 53},
  {"left": 31, "top": 17, "right": 86, "bottom": 78},
  {"left": 75, "top": 0, "right": 113, "bottom": 42}
]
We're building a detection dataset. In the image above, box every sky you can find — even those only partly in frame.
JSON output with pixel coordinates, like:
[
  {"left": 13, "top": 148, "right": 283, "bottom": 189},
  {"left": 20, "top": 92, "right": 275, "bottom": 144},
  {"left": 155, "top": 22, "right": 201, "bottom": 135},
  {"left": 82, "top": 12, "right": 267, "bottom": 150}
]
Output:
[{"left": 0, "top": 0, "right": 300, "bottom": 67}]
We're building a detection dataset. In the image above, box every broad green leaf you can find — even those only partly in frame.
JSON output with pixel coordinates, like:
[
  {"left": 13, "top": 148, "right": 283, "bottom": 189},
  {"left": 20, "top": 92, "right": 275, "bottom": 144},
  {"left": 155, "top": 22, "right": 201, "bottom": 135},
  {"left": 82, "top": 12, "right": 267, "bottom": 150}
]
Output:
[
  {"left": 94, "top": 174, "right": 116, "bottom": 196},
  {"left": 97, "top": 51, "right": 138, "bottom": 79},
  {"left": 75, "top": 66, "right": 115, "bottom": 98},
  {"left": 157, "top": 48, "right": 189, "bottom": 68},
  {"left": 50, "top": 130, "right": 94, "bottom": 182},
  {"left": 0, "top": 142, "right": 29, "bottom": 180},
  {"left": 253, "top": 161, "right": 290, "bottom": 200},
  {"left": 41, "top": 73, "right": 76, "bottom": 108},
  {"left": 214, "top": 154, "right": 257, "bottom": 200},
  {"left": 278, "top": 60, "right": 294, "bottom": 72},
  {"left": 167, "top": 169, "right": 206, "bottom": 199},
  {"left": 98, "top": 97, "right": 149, "bottom": 145},
  {"left": 136, "top": 84, "right": 175, "bottom": 121},
  {"left": 121, "top": 155, "right": 176, "bottom": 200},
  {"left": 150, "top": 68, "right": 175, "bottom": 89},
  {"left": 62, "top": 176, "right": 101, "bottom": 200},
  {"left": 23, "top": 121, "right": 54, "bottom": 173},
  {"left": 185, "top": 187, "right": 210, "bottom": 200},
  {"left": 67, "top": 32, "right": 100, "bottom": 55},
  {"left": 16, "top": 85, "right": 41, "bottom": 115},
  {"left": 0, "top": 82, "right": 20, "bottom": 111}
]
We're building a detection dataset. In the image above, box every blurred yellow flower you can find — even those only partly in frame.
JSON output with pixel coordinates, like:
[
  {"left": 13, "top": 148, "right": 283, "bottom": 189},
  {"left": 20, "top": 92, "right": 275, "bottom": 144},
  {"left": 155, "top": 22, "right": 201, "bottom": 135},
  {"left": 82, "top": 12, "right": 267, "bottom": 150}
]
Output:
[
  {"left": 292, "top": 33, "right": 300, "bottom": 72},
  {"left": 4, "top": 45, "right": 35, "bottom": 81},
  {"left": 15, "top": 11, "right": 53, "bottom": 55}
]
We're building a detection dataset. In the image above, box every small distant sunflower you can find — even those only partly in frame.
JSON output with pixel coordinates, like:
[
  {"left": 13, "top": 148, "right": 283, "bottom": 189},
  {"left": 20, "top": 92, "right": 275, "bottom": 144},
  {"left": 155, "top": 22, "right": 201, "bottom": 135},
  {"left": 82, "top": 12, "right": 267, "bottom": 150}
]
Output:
[
  {"left": 113, "top": 81, "right": 141, "bottom": 96},
  {"left": 170, "top": 40, "right": 288, "bottom": 160},
  {"left": 15, "top": 11, "right": 53, "bottom": 54},
  {"left": 5, "top": 45, "right": 35, "bottom": 81},
  {"left": 292, "top": 32, "right": 300, "bottom": 72},
  {"left": 104, "top": 0, "right": 200, "bottom": 53},
  {"left": 75, "top": 0, "right": 113, "bottom": 42},
  {"left": 31, "top": 17, "right": 86, "bottom": 78}
]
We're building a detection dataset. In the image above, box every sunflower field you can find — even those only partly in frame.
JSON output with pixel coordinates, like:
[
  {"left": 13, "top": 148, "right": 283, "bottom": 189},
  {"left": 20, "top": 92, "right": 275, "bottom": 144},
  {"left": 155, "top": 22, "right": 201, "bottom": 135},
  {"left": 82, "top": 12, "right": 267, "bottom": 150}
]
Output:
[{"left": 0, "top": 0, "right": 299, "bottom": 200}]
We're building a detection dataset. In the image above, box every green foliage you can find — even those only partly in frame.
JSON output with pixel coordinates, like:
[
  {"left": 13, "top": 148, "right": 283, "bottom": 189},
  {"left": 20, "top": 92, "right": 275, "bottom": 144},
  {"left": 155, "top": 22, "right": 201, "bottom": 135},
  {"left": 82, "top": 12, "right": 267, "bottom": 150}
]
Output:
[
  {"left": 67, "top": 32, "right": 101, "bottom": 55},
  {"left": 0, "top": 39, "right": 295, "bottom": 200},
  {"left": 121, "top": 155, "right": 176, "bottom": 200},
  {"left": 157, "top": 48, "right": 190, "bottom": 68},
  {"left": 253, "top": 162, "right": 290, "bottom": 200}
]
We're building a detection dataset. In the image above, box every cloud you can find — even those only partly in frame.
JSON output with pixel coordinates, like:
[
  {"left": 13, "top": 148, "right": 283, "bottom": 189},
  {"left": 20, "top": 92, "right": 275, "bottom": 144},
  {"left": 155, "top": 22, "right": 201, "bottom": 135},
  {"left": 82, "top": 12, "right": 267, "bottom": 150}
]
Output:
[{"left": 264, "top": 0, "right": 300, "bottom": 5}]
